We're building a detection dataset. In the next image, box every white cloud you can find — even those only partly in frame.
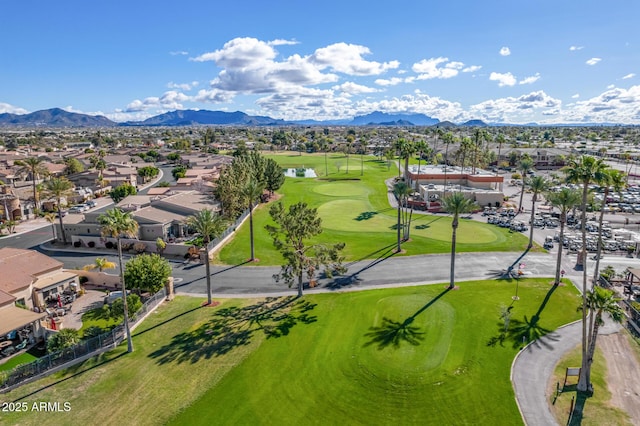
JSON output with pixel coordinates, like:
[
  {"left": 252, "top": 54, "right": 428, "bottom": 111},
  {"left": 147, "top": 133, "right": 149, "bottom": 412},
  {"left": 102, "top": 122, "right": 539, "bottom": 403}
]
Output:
[
  {"left": 499, "top": 47, "right": 511, "bottom": 56},
  {"left": 586, "top": 57, "right": 601, "bottom": 66},
  {"left": 169, "top": 51, "right": 188, "bottom": 56},
  {"left": 469, "top": 90, "right": 561, "bottom": 123},
  {"left": 572, "top": 94, "right": 580, "bottom": 99},
  {"left": 463, "top": 65, "right": 482, "bottom": 73},
  {"left": 0, "top": 102, "right": 28, "bottom": 114},
  {"left": 569, "top": 46, "right": 584, "bottom": 51},
  {"left": 332, "top": 82, "right": 379, "bottom": 94},
  {"left": 167, "top": 81, "right": 199, "bottom": 91},
  {"left": 607, "top": 84, "right": 615, "bottom": 89},
  {"left": 563, "top": 85, "right": 640, "bottom": 124},
  {"left": 310, "top": 42, "right": 399, "bottom": 75},
  {"left": 622, "top": 73, "right": 636, "bottom": 80},
  {"left": 519, "top": 73, "right": 540, "bottom": 85},
  {"left": 191, "top": 37, "right": 277, "bottom": 67},
  {"left": 412, "top": 57, "right": 461, "bottom": 80},
  {"left": 125, "top": 91, "right": 190, "bottom": 112},
  {"left": 489, "top": 72, "right": 517, "bottom": 87},
  {"left": 268, "top": 39, "right": 299, "bottom": 46},
  {"left": 375, "top": 77, "right": 404, "bottom": 86}
]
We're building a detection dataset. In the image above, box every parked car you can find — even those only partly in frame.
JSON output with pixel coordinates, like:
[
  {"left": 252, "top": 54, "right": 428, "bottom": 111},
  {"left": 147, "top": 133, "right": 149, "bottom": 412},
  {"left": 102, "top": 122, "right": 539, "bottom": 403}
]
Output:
[
  {"left": 55, "top": 210, "right": 68, "bottom": 217},
  {"left": 85, "top": 200, "right": 97, "bottom": 208},
  {"left": 68, "top": 206, "right": 85, "bottom": 214}
]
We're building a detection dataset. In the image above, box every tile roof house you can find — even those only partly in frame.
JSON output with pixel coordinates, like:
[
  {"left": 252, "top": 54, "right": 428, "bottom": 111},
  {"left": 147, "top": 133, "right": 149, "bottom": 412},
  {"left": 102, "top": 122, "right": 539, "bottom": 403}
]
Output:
[{"left": 0, "top": 248, "right": 80, "bottom": 337}]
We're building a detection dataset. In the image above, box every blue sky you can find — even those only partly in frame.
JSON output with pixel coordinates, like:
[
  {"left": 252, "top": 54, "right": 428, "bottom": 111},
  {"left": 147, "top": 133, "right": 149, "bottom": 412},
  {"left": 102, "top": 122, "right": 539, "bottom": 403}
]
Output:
[{"left": 1, "top": 0, "right": 639, "bottom": 124}]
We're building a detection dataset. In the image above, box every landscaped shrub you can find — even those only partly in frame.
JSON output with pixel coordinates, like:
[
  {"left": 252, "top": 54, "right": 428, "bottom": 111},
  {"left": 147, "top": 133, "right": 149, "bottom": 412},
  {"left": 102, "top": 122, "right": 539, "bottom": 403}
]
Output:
[
  {"left": 133, "top": 242, "right": 147, "bottom": 253},
  {"left": 79, "top": 276, "right": 89, "bottom": 284}
]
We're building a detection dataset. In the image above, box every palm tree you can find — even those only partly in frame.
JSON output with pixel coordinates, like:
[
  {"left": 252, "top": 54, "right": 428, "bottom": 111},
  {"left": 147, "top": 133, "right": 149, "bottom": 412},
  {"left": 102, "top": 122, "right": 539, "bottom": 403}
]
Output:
[
  {"left": 185, "top": 209, "right": 226, "bottom": 305},
  {"left": 241, "top": 178, "right": 265, "bottom": 261},
  {"left": 547, "top": 188, "right": 581, "bottom": 285},
  {"left": 527, "top": 176, "right": 549, "bottom": 249},
  {"left": 414, "top": 139, "right": 428, "bottom": 193},
  {"left": 98, "top": 208, "right": 139, "bottom": 353},
  {"left": 44, "top": 212, "right": 57, "bottom": 241},
  {"left": 582, "top": 286, "right": 625, "bottom": 393},
  {"left": 517, "top": 155, "right": 534, "bottom": 214},
  {"left": 495, "top": 133, "right": 506, "bottom": 173},
  {"left": 563, "top": 155, "right": 609, "bottom": 392},
  {"left": 16, "top": 157, "right": 49, "bottom": 214},
  {"left": 83, "top": 257, "right": 117, "bottom": 272},
  {"left": 442, "top": 192, "right": 478, "bottom": 289},
  {"left": 397, "top": 139, "right": 415, "bottom": 181},
  {"left": 43, "top": 177, "right": 74, "bottom": 245},
  {"left": 593, "top": 169, "right": 626, "bottom": 284},
  {"left": 393, "top": 181, "right": 413, "bottom": 242},
  {"left": 441, "top": 132, "right": 455, "bottom": 189}
]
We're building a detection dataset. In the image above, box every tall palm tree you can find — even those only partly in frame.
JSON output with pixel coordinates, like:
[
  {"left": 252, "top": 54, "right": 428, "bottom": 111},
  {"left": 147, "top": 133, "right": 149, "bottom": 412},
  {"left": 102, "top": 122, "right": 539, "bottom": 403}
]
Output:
[
  {"left": 527, "top": 176, "right": 549, "bottom": 249},
  {"left": 16, "top": 157, "right": 49, "bottom": 214},
  {"left": 442, "top": 192, "right": 478, "bottom": 289},
  {"left": 43, "top": 177, "right": 74, "bottom": 245},
  {"left": 563, "top": 155, "right": 609, "bottom": 392},
  {"left": 517, "top": 155, "right": 534, "bottom": 214},
  {"left": 241, "top": 178, "right": 265, "bottom": 261},
  {"left": 414, "top": 139, "right": 428, "bottom": 193},
  {"left": 593, "top": 169, "right": 626, "bottom": 283},
  {"left": 393, "top": 181, "right": 414, "bottom": 242},
  {"left": 583, "top": 286, "right": 624, "bottom": 393},
  {"left": 441, "top": 132, "right": 455, "bottom": 189},
  {"left": 185, "top": 209, "right": 226, "bottom": 305},
  {"left": 495, "top": 133, "right": 506, "bottom": 173},
  {"left": 547, "top": 188, "right": 581, "bottom": 285},
  {"left": 44, "top": 212, "right": 57, "bottom": 241},
  {"left": 397, "top": 139, "right": 415, "bottom": 181},
  {"left": 83, "top": 257, "right": 117, "bottom": 272},
  {"left": 98, "top": 208, "right": 139, "bottom": 353}
]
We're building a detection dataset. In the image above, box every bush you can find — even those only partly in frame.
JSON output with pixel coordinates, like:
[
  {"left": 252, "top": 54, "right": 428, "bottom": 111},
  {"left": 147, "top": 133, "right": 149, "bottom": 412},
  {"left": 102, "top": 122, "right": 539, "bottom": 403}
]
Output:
[
  {"left": 79, "top": 276, "right": 89, "bottom": 284},
  {"left": 82, "top": 326, "right": 104, "bottom": 339}
]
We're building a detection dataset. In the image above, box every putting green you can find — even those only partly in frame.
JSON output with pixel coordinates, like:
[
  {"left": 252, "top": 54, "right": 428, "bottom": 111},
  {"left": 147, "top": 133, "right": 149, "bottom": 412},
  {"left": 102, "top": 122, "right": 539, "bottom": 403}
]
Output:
[
  {"left": 314, "top": 182, "right": 368, "bottom": 197},
  {"left": 361, "top": 295, "right": 455, "bottom": 377},
  {"left": 319, "top": 199, "right": 500, "bottom": 244}
]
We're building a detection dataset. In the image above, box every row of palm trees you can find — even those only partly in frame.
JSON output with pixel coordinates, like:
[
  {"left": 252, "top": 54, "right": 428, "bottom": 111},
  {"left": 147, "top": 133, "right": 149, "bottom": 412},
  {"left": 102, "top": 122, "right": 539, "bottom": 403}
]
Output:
[{"left": 425, "top": 154, "right": 624, "bottom": 394}]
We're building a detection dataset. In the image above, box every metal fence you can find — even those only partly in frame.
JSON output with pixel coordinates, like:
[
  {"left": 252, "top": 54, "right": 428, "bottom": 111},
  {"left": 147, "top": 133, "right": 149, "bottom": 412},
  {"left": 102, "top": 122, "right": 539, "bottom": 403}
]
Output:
[
  {"left": 207, "top": 208, "right": 250, "bottom": 252},
  {"left": 598, "top": 275, "right": 640, "bottom": 335},
  {"left": 0, "top": 287, "right": 167, "bottom": 392}
]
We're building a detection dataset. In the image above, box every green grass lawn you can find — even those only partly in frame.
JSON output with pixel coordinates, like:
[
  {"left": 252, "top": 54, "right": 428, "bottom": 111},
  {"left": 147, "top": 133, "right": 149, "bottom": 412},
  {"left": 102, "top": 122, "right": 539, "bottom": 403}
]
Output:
[
  {"left": 217, "top": 153, "right": 530, "bottom": 266},
  {"left": 1, "top": 278, "right": 579, "bottom": 425}
]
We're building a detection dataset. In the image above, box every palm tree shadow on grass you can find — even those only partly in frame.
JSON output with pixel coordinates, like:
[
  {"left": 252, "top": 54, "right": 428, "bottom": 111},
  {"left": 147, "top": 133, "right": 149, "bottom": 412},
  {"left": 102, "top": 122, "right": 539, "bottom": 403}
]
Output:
[
  {"left": 487, "top": 283, "right": 560, "bottom": 349},
  {"left": 148, "top": 296, "right": 317, "bottom": 365},
  {"left": 363, "top": 287, "right": 451, "bottom": 350}
]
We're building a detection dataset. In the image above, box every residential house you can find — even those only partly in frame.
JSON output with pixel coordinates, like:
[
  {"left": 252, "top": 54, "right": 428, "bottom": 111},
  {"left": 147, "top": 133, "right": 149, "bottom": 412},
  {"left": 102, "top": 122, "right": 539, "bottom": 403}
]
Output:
[{"left": 0, "top": 248, "right": 80, "bottom": 339}]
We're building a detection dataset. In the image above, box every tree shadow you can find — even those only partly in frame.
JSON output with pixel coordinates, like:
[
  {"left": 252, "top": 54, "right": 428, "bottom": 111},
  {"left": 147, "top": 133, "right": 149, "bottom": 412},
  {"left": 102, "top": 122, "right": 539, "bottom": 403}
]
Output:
[
  {"left": 327, "top": 243, "right": 398, "bottom": 289},
  {"left": 363, "top": 287, "right": 451, "bottom": 349},
  {"left": 568, "top": 391, "right": 591, "bottom": 425},
  {"left": 487, "top": 284, "right": 560, "bottom": 349},
  {"left": 354, "top": 211, "right": 378, "bottom": 221},
  {"left": 148, "top": 296, "right": 317, "bottom": 365}
]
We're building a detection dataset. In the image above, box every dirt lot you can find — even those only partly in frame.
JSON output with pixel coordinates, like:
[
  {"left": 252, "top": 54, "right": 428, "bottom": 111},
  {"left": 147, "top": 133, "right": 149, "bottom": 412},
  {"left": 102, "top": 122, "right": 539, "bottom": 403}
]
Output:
[{"left": 600, "top": 332, "right": 640, "bottom": 424}]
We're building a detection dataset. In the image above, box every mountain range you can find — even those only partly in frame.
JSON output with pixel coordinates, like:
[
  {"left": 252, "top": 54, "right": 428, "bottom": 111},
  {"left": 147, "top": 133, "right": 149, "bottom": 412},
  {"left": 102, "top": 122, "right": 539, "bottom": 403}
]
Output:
[{"left": 0, "top": 107, "right": 492, "bottom": 128}]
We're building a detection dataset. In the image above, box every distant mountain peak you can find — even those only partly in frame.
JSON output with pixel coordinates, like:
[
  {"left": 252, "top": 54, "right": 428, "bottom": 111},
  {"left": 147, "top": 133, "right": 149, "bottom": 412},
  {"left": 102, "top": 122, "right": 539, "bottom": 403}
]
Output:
[{"left": 0, "top": 108, "right": 115, "bottom": 127}]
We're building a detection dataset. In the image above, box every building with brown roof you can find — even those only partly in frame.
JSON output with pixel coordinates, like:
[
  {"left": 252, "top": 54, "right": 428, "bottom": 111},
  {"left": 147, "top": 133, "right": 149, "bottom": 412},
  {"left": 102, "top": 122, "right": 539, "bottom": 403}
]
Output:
[{"left": 0, "top": 248, "right": 79, "bottom": 338}]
